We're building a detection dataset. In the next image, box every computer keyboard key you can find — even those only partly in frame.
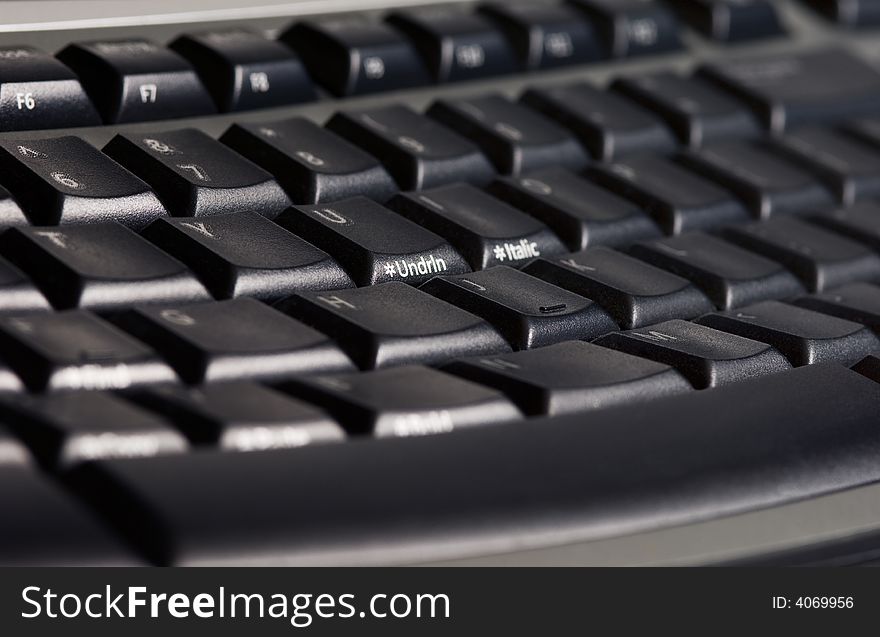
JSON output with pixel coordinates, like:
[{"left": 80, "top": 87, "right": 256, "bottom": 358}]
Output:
[
  {"left": 698, "top": 300, "right": 880, "bottom": 367},
  {"left": 699, "top": 49, "right": 880, "bottom": 133},
  {"left": 427, "top": 94, "right": 588, "bottom": 175},
  {"left": 281, "top": 19, "right": 429, "bottom": 96},
  {"left": 421, "top": 266, "right": 618, "bottom": 350},
  {"left": 0, "top": 310, "right": 177, "bottom": 392},
  {"left": 589, "top": 155, "right": 751, "bottom": 234},
  {"left": 803, "top": 0, "right": 880, "bottom": 26},
  {"left": 795, "top": 283, "right": 880, "bottom": 331},
  {"left": 809, "top": 201, "right": 880, "bottom": 251},
  {"left": 445, "top": 340, "right": 691, "bottom": 416},
  {"left": 169, "top": 29, "right": 315, "bottom": 112},
  {"left": 0, "top": 46, "right": 100, "bottom": 131},
  {"left": 0, "top": 391, "right": 188, "bottom": 469},
  {"left": 56, "top": 39, "right": 215, "bottom": 123},
  {"left": 524, "top": 247, "right": 713, "bottom": 329},
  {"left": 130, "top": 382, "right": 344, "bottom": 450},
  {"left": 668, "top": 0, "right": 785, "bottom": 42},
  {"left": 611, "top": 73, "right": 760, "bottom": 148},
  {"left": 478, "top": 3, "right": 604, "bottom": 70},
  {"left": 387, "top": 183, "right": 566, "bottom": 270},
  {"left": 387, "top": 9, "right": 519, "bottom": 83},
  {"left": 630, "top": 233, "right": 807, "bottom": 310},
  {"left": 680, "top": 141, "right": 835, "bottom": 218},
  {"left": 0, "top": 256, "right": 50, "bottom": 314},
  {"left": 114, "top": 298, "right": 354, "bottom": 384},
  {"left": 0, "top": 425, "right": 29, "bottom": 466},
  {"left": 723, "top": 217, "right": 880, "bottom": 292},
  {"left": 326, "top": 105, "right": 495, "bottom": 190},
  {"left": 773, "top": 128, "right": 880, "bottom": 205},
  {"left": 277, "top": 282, "right": 509, "bottom": 369},
  {"left": 489, "top": 168, "right": 661, "bottom": 251},
  {"left": 104, "top": 129, "right": 291, "bottom": 219},
  {"left": 0, "top": 136, "right": 167, "bottom": 228},
  {"left": 0, "top": 222, "right": 210, "bottom": 311},
  {"left": 220, "top": 118, "right": 397, "bottom": 204},
  {"left": 0, "top": 185, "right": 28, "bottom": 227},
  {"left": 142, "top": 212, "right": 352, "bottom": 301},
  {"left": 1, "top": 465, "right": 138, "bottom": 565},
  {"left": 520, "top": 83, "right": 677, "bottom": 161},
  {"left": 284, "top": 365, "right": 521, "bottom": 437},
  {"left": 277, "top": 197, "right": 469, "bottom": 287},
  {"left": 568, "top": 0, "right": 683, "bottom": 58},
  {"left": 595, "top": 318, "right": 791, "bottom": 389}
]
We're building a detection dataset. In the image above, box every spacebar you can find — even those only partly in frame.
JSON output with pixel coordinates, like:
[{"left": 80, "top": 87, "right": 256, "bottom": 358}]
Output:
[{"left": 70, "top": 364, "right": 880, "bottom": 565}]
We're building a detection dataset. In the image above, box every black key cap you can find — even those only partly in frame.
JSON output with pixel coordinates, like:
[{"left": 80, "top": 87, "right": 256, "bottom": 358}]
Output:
[
  {"left": 280, "top": 19, "right": 429, "bottom": 96},
  {"left": 284, "top": 365, "right": 521, "bottom": 437},
  {"left": 420, "top": 266, "right": 618, "bottom": 350},
  {"left": 220, "top": 118, "right": 397, "bottom": 204},
  {"left": 0, "top": 391, "right": 188, "bottom": 469},
  {"left": 103, "top": 129, "right": 291, "bottom": 219},
  {"left": 0, "top": 136, "right": 167, "bottom": 228},
  {"left": 386, "top": 9, "right": 519, "bottom": 82},
  {"left": 0, "top": 184, "right": 28, "bottom": 226},
  {"left": 1, "top": 465, "right": 138, "bottom": 565},
  {"left": 773, "top": 128, "right": 880, "bottom": 205},
  {"left": 668, "top": 0, "right": 785, "bottom": 42},
  {"left": 0, "top": 310, "right": 177, "bottom": 392},
  {"left": 803, "top": 0, "right": 880, "bottom": 26},
  {"left": 795, "top": 282, "right": 880, "bottom": 331},
  {"left": 0, "top": 425, "right": 29, "bottom": 466},
  {"left": 445, "top": 340, "right": 691, "bottom": 416},
  {"left": 142, "top": 211, "right": 352, "bottom": 301},
  {"left": 56, "top": 39, "right": 215, "bottom": 123},
  {"left": 488, "top": 167, "right": 661, "bottom": 251},
  {"left": 169, "top": 28, "right": 315, "bottom": 112},
  {"left": 0, "top": 256, "right": 50, "bottom": 314},
  {"left": 520, "top": 83, "right": 677, "bottom": 161},
  {"left": 276, "top": 197, "right": 469, "bottom": 287},
  {"left": 723, "top": 217, "right": 880, "bottom": 292},
  {"left": 0, "top": 45, "right": 100, "bottom": 131},
  {"left": 568, "top": 0, "right": 683, "bottom": 58},
  {"left": 387, "top": 183, "right": 566, "bottom": 270},
  {"left": 114, "top": 298, "right": 354, "bottom": 384},
  {"left": 426, "top": 94, "right": 588, "bottom": 175},
  {"left": 595, "top": 318, "right": 791, "bottom": 388},
  {"left": 697, "top": 300, "right": 880, "bottom": 366},
  {"left": 589, "top": 155, "right": 751, "bottom": 234},
  {"left": 631, "top": 233, "right": 807, "bottom": 309},
  {"left": 679, "top": 141, "right": 835, "bottom": 218},
  {"left": 810, "top": 201, "right": 880, "bottom": 251},
  {"left": 276, "top": 282, "right": 509, "bottom": 369},
  {"left": 478, "top": 3, "right": 604, "bottom": 70},
  {"left": 130, "top": 381, "right": 344, "bottom": 450},
  {"left": 611, "top": 73, "right": 760, "bottom": 148},
  {"left": 0, "top": 222, "right": 210, "bottom": 311},
  {"left": 326, "top": 105, "right": 495, "bottom": 190},
  {"left": 699, "top": 49, "right": 880, "bottom": 134},
  {"left": 524, "top": 247, "right": 713, "bottom": 329},
  {"left": 66, "top": 363, "right": 880, "bottom": 566}
]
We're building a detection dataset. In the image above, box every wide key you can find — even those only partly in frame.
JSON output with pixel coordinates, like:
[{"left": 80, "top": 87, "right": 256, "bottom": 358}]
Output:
[
  {"left": 594, "top": 318, "right": 791, "bottom": 389},
  {"left": 444, "top": 340, "right": 691, "bottom": 416},
  {"left": 0, "top": 136, "right": 167, "bottom": 228},
  {"left": 697, "top": 300, "right": 880, "bottom": 367},
  {"left": 142, "top": 212, "right": 352, "bottom": 301},
  {"left": 104, "top": 129, "right": 291, "bottom": 219},
  {"left": 276, "top": 282, "right": 509, "bottom": 369},
  {"left": 524, "top": 247, "right": 713, "bottom": 329},
  {"left": 276, "top": 197, "right": 469, "bottom": 287},
  {"left": 420, "top": 266, "right": 619, "bottom": 350},
  {"left": 113, "top": 298, "right": 354, "bottom": 384},
  {"left": 326, "top": 105, "right": 495, "bottom": 190},
  {"left": 387, "top": 183, "right": 566, "bottom": 270}
]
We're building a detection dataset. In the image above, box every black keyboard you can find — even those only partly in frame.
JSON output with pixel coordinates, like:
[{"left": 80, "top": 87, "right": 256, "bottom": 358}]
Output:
[{"left": 6, "top": 0, "right": 880, "bottom": 566}]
